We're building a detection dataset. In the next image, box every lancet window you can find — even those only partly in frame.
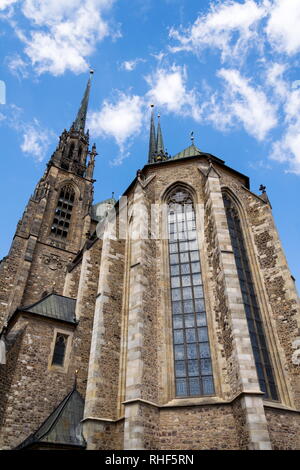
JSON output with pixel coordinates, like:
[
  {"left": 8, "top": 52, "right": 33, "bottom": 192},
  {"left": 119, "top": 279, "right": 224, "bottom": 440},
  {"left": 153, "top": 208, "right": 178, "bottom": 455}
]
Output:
[
  {"left": 223, "top": 193, "right": 278, "bottom": 400},
  {"left": 167, "top": 188, "right": 215, "bottom": 397}
]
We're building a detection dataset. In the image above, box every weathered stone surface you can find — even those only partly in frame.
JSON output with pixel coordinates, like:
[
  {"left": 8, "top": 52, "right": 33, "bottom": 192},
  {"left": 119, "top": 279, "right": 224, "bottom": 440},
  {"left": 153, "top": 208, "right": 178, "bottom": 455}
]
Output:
[{"left": 0, "top": 147, "right": 299, "bottom": 450}]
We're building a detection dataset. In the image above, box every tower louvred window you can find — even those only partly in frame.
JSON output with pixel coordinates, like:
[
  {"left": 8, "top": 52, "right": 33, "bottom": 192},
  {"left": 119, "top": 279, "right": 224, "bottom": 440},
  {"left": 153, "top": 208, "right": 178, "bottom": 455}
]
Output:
[
  {"left": 223, "top": 193, "right": 279, "bottom": 401},
  {"left": 167, "top": 187, "right": 215, "bottom": 397},
  {"left": 51, "top": 184, "right": 75, "bottom": 239}
]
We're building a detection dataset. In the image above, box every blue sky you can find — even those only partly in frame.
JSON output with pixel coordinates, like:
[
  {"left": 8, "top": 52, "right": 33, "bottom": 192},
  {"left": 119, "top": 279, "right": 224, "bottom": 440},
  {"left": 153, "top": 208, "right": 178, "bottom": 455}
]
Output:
[{"left": 0, "top": 0, "right": 299, "bottom": 289}]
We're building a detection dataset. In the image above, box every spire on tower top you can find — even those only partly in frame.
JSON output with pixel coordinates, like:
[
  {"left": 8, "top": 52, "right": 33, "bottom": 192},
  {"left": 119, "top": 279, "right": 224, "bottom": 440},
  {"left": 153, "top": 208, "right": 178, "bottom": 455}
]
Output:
[
  {"left": 148, "top": 104, "right": 156, "bottom": 164},
  {"left": 72, "top": 70, "right": 93, "bottom": 132}
]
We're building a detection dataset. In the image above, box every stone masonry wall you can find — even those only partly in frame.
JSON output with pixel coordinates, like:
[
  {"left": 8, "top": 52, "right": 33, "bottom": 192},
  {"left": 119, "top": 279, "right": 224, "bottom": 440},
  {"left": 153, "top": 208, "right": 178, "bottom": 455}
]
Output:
[
  {"left": 265, "top": 408, "right": 300, "bottom": 449},
  {"left": 21, "top": 244, "right": 73, "bottom": 306},
  {"left": 159, "top": 405, "right": 240, "bottom": 449},
  {"left": 0, "top": 327, "right": 25, "bottom": 428},
  {"left": 0, "top": 237, "right": 27, "bottom": 329},
  {"left": 0, "top": 317, "right": 75, "bottom": 449},
  {"left": 69, "top": 239, "right": 102, "bottom": 397}
]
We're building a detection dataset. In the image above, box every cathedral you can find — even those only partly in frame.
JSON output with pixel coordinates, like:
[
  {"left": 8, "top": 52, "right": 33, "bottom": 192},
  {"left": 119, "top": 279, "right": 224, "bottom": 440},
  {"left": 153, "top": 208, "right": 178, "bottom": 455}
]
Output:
[{"left": 0, "top": 74, "right": 299, "bottom": 450}]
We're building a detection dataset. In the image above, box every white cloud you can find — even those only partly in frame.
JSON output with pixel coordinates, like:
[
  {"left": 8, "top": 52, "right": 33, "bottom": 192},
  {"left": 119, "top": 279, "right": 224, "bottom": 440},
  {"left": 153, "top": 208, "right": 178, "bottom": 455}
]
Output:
[
  {"left": 266, "top": 0, "right": 300, "bottom": 55},
  {"left": 145, "top": 65, "right": 200, "bottom": 118},
  {"left": 0, "top": 105, "right": 54, "bottom": 161},
  {"left": 0, "top": 0, "right": 18, "bottom": 10},
  {"left": 269, "top": 80, "right": 300, "bottom": 174},
  {"left": 215, "top": 68, "right": 277, "bottom": 140},
  {"left": 120, "top": 58, "right": 145, "bottom": 71},
  {"left": 265, "top": 62, "right": 288, "bottom": 99},
  {"left": 169, "top": 0, "right": 268, "bottom": 62},
  {"left": 6, "top": 53, "right": 29, "bottom": 78},
  {"left": 20, "top": 119, "right": 54, "bottom": 161},
  {"left": 2, "top": 0, "right": 118, "bottom": 75},
  {"left": 88, "top": 93, "right": 144, "bottom": 164}
]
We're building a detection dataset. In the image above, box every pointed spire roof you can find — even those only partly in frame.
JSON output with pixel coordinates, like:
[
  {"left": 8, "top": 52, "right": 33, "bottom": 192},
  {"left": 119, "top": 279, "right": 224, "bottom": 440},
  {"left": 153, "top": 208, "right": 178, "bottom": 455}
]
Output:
[
  {"left": 72, "top": 70, "right": 93, "bottom": 132},
  {"left": 148, "top": 105, "right": 156, "bottom": 163},
  {"left": 15, "top": 388, "right": 86, "bottom": 449},
  {"left": 156, "top": 114, "right": 165, "bottom": 155}
]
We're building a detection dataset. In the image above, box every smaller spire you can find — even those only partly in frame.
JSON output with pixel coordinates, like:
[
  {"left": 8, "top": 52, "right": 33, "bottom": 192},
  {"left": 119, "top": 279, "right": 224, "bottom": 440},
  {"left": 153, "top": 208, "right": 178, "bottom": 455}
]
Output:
[
  {"left": 148, "top": 104, "right": 156, "bottom": 164},
  {"left": 156, "top": 113, "right": 165, "bottom": 156}
]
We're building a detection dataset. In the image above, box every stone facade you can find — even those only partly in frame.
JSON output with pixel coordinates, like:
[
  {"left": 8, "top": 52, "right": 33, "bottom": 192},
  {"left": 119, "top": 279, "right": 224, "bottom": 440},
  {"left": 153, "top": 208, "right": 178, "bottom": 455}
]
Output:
[{"left": 0, "top": 88, "right": 299, "bottom": 450}]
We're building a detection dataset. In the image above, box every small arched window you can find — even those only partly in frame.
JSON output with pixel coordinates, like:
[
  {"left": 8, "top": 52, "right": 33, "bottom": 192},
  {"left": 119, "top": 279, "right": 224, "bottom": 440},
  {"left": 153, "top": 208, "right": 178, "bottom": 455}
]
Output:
[
  {"left": 223, "top": 193, "right": 278, "bottom": 401},
  {"left": 167, "top": 187, "right": 215, "bottom": 397},
  {"left": 51, "top": 184, "right": 75, "bottom": 239},
  {"left": 51, "top": 333, "right": 68, "bottom": 366}
]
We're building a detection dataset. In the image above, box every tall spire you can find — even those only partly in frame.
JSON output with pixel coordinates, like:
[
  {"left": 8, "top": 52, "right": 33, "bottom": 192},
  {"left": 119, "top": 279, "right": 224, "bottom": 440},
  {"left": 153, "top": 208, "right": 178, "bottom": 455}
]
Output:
[
  {"left": 156, "top": 114, "right": 165, "bottom": 155},
  {"left": 148, "top": 104, "right": 156, "bottom": 163},
  {"left": 73, "top": 70, "right": 93, "bottom": 132}
]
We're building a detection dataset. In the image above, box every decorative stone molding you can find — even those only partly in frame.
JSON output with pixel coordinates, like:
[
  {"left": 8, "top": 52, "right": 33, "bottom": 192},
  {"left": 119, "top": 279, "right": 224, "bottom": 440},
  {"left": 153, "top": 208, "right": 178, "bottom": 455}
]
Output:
[{"left": 40, "top": 253, "right": 66, "bottom": 271}]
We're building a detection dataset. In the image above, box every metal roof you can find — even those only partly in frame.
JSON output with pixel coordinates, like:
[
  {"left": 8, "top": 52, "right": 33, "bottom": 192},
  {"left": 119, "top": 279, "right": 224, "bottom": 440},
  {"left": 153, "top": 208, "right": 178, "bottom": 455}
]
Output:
[
  {"left": 172, "top": 144, "right": 203, "bottom": 160},
  {"left": 15, "top": 388, "right": 86, "bottom": 450},
  {"left": 22, "top": 294, "right": 77, "bottom": 324}
]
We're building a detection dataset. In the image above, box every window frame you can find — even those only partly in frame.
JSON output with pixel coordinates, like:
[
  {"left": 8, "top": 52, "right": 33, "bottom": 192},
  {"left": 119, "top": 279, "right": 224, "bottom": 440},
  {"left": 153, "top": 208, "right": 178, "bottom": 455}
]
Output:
[
  {"left": 222, "top": 191, "right": 280, "bottom": 402},
  {"left": 166, "top": 187, "right": 215, "bottom": 398},
  {"left": 50, "top": 184, "right": 75, "bottom": 240},
  {"left": 48, "top": 327, "right": 73, "bottom": 373}
]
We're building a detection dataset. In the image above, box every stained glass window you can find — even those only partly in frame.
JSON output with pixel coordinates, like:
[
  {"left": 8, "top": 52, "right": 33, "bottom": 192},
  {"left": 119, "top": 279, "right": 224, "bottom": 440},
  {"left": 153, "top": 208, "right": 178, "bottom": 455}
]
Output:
[
  {"left": 223, "top": 193, "right": 278, "bottom": 401},
  {"left": 168, "top": 188, "right": 214, "bottom": 397},
  {"left": 51, "top": 185, "right": 75, "bottom": 239}
]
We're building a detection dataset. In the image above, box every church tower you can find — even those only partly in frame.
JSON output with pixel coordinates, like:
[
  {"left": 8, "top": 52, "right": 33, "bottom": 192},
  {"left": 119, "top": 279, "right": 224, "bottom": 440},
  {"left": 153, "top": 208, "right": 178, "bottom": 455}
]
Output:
[{"left": 0, "top": 72, "right": 97, "bottom": 327}]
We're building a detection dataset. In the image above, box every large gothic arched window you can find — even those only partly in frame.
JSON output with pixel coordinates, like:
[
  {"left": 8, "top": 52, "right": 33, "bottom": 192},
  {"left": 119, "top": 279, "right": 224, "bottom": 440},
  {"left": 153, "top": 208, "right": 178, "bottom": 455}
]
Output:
[
  {"left": 51, "top": 184, "right": 75, "bottom": 239},
  {"left": 167, "top": 188, "right": 215, "bottom": 397},
  {"left": 223, "top": 193, "right": 278, "bottom": 401}
]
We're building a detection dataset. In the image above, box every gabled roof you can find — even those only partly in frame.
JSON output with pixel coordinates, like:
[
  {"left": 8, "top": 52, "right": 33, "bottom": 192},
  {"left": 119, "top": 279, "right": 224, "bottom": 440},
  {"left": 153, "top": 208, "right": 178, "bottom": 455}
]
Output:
[
  {"left": 21, "top": 293, "right": 77, "bottom": 324},
  {"left": 15, "top": 388, "right": 86, "bottom": 450}
]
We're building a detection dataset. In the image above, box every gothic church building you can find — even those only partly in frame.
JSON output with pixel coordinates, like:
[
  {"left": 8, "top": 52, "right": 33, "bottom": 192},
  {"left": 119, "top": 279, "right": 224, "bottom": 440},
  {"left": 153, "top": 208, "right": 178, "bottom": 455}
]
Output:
[{"left": 0, "top": 76, "right": 299, "bottom": 450}]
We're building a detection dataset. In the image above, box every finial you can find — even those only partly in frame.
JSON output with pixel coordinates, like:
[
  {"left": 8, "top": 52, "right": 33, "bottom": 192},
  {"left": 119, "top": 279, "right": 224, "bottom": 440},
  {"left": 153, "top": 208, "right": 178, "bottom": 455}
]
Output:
[
  {"left": 74, "top": 369, "right": 78, "bottom": 389},
  {"left": 259, "top": 184, "right": 266, "bottom": 194},
  {"left": 190, "top": 131, "right": 195, "bottom": 145},
  {"left": 90, "top": 69, "right": 94, "bottom": 76},
  {"left": 112, "top": 191, "right": 115, "bottom": 199}
]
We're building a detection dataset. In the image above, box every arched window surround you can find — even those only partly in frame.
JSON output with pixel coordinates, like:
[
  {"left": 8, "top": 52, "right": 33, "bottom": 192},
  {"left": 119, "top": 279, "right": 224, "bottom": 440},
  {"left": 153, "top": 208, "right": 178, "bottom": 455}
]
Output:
[
  {"left": 221, "top": 186, "right": 291, "bottom": 405},
  {"left": 159, "top": 181, "right": 220, "bottom": 401}
]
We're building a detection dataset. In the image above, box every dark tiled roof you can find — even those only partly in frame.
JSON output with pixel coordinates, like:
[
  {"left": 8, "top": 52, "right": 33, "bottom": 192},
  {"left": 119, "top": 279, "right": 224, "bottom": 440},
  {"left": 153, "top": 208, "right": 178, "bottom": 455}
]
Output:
[
  {"left": 15, "top": 388, "right": 86, "bottom": 449},
  {"left": 22, "top": 294, "right": 77, "bottom": 324}
]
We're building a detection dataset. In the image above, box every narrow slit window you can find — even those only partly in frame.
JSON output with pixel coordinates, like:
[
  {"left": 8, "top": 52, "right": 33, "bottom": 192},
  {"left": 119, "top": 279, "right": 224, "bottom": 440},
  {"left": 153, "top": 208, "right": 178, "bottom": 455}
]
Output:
[
  {"left": 168, "top": 188, "right": 215, "bottom": 397},
  {"left": 223, "top": 193, "right": 279, "bottom": 401},
  {"left": 52, "top": 333, "right": 68, "bottom": 367},
  {"left": 51, "top": 185, "right": 75, "bottom": 239}
]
